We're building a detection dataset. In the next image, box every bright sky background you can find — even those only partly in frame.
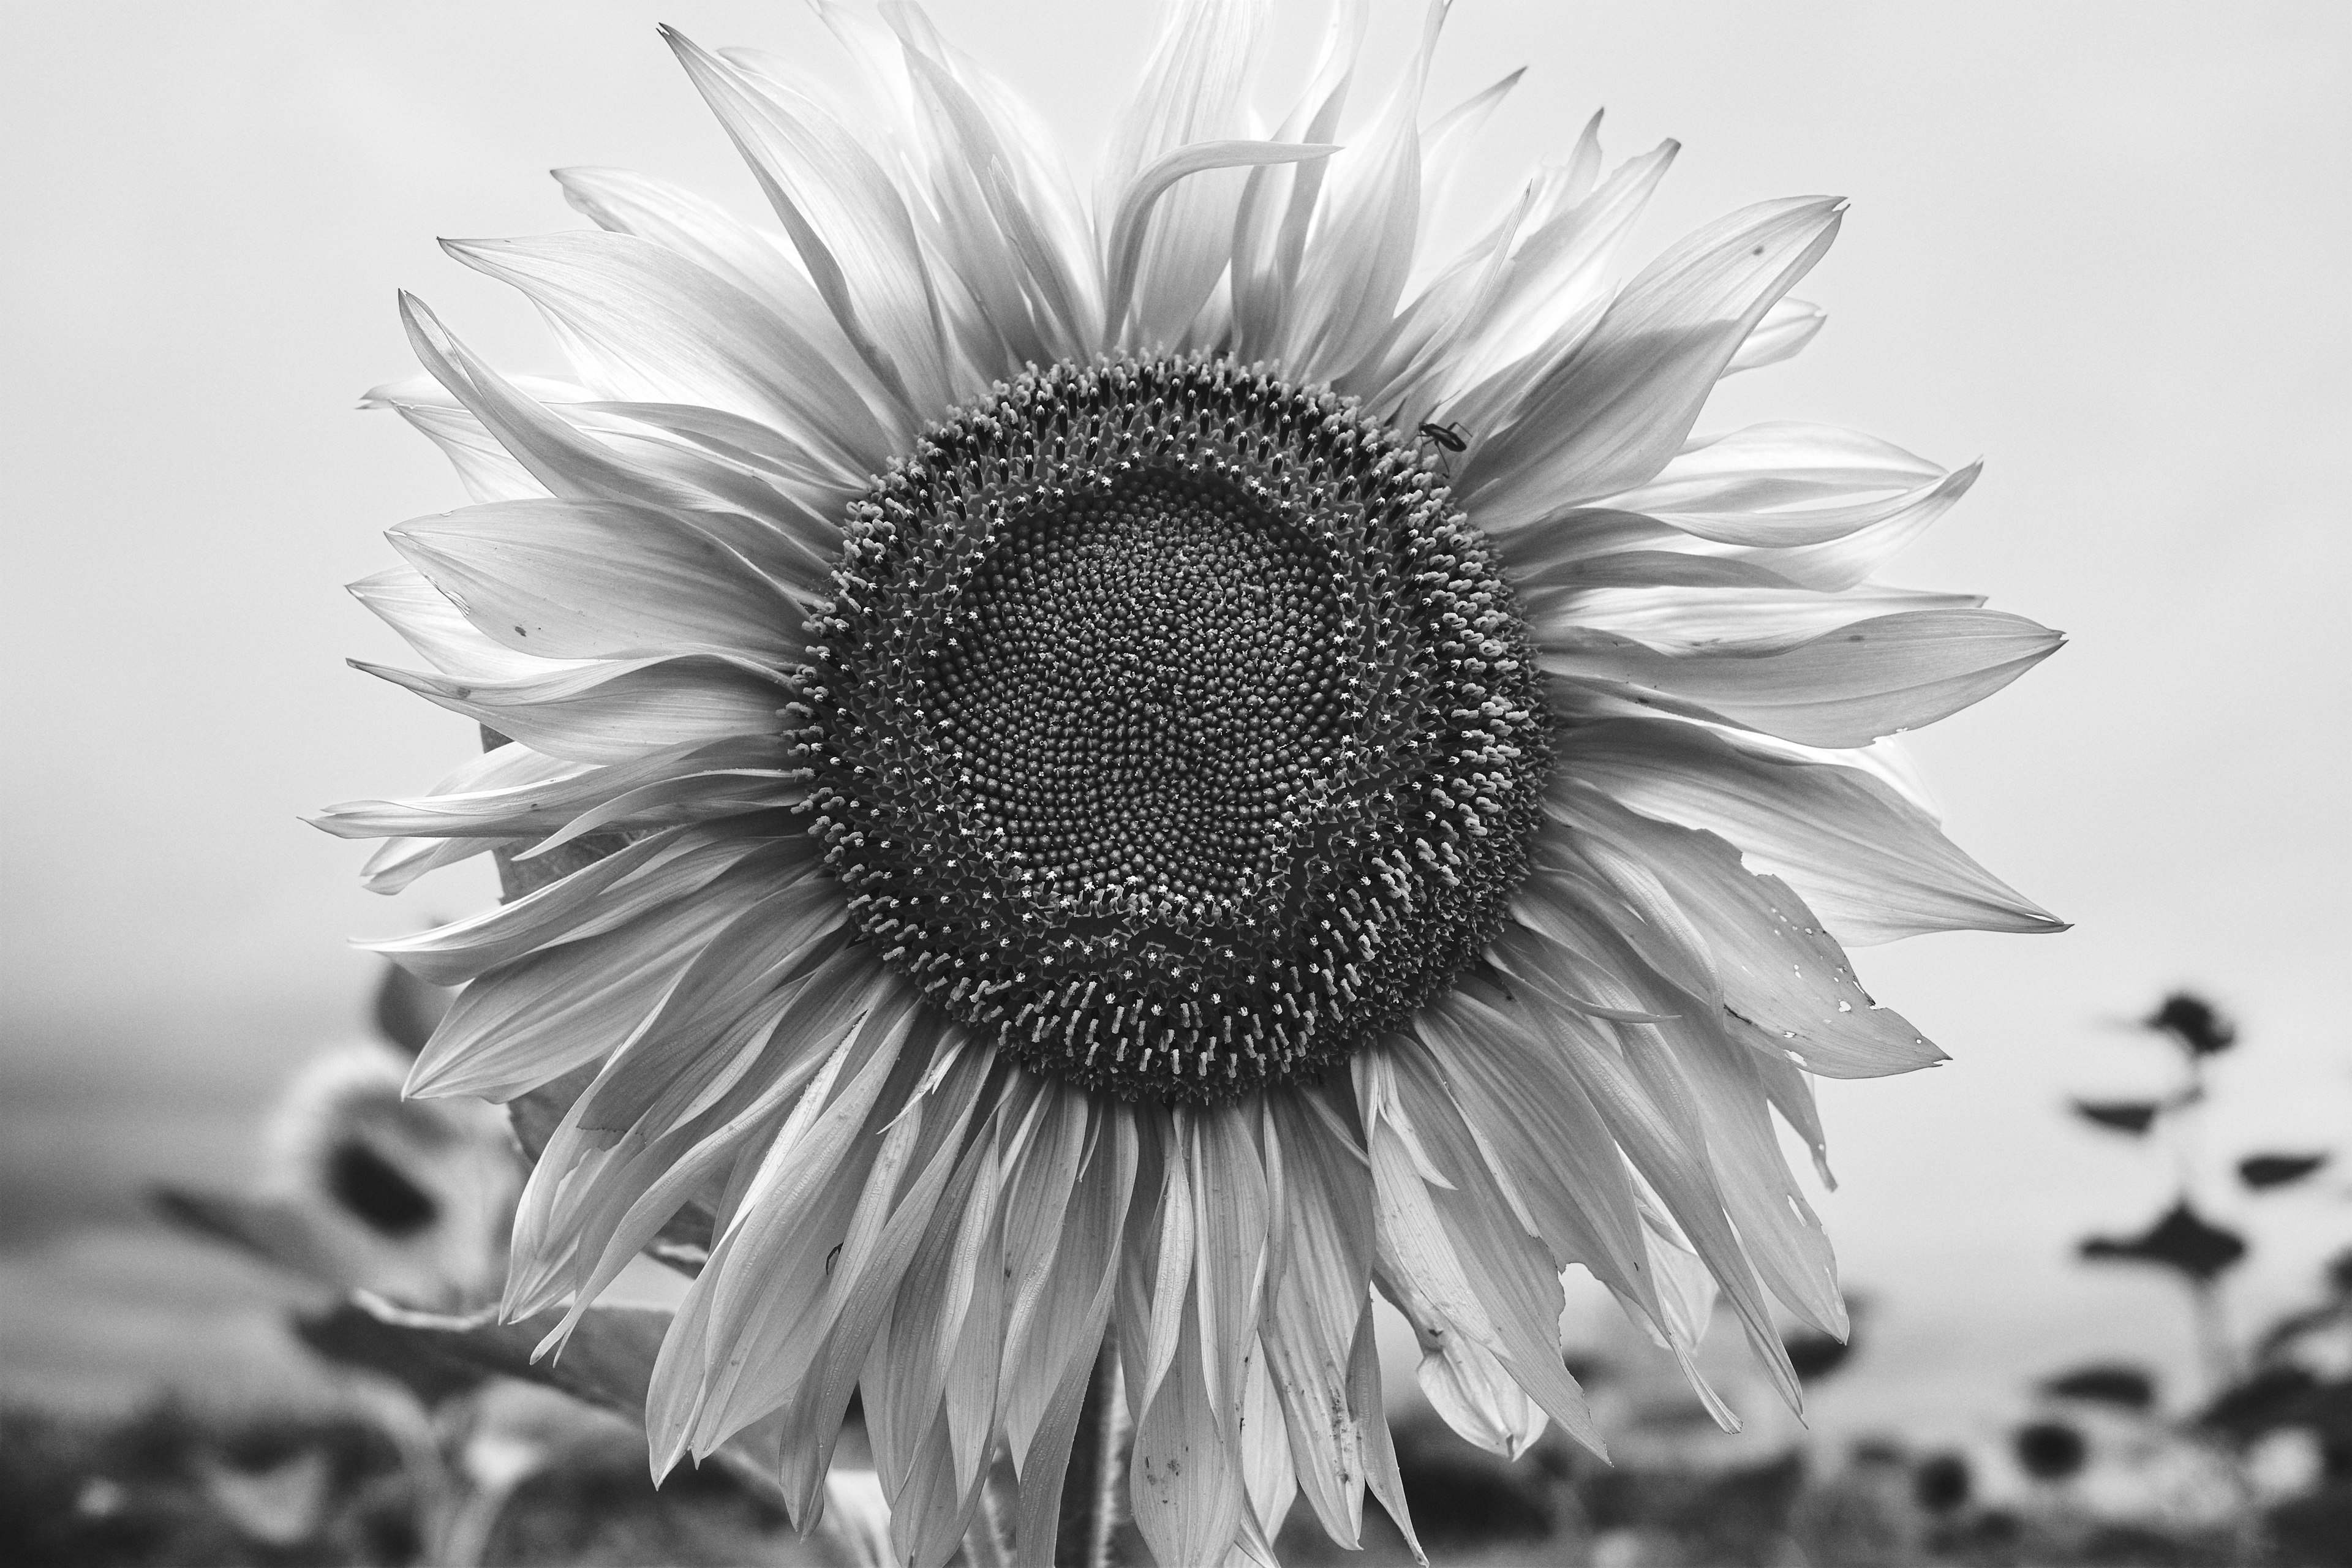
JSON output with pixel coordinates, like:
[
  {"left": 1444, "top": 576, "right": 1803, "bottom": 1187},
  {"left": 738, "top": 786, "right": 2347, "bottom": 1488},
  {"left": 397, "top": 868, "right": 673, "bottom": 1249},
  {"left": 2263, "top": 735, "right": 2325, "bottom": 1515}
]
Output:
[{"left": 4, "top": 1, "right": 2348, "bottom": 1437}]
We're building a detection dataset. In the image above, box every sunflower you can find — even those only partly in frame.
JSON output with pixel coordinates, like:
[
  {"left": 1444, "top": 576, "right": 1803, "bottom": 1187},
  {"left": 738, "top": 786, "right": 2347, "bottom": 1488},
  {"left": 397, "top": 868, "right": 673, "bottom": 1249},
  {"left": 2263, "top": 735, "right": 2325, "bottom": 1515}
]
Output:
[{"left": 317, "top": 4, "right": 2062, "bottom": 1563}]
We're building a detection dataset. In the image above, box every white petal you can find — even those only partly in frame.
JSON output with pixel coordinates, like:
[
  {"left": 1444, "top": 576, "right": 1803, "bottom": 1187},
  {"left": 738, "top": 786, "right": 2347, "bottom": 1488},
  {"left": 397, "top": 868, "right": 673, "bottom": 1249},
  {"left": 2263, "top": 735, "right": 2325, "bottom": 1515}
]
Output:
[
  {"left": 442, "top": 232, "right": 891, "bottom": 478},
  {"left": 1371, "top": 1043, "right": 1606, "bottom": 1455},
  {"left": 359, "top": 832, "right": 508, "bottom": 895},
  {"left": 690, "top": 994, "right": 919, "bottom": 1453},
  {"left": 1102, "top": 139, "right": 1338, "bottom": 351},
  {"left": 351, "top": 653, "right": 790, "bottom": 766},
  {"left": 1599, "top": 420, "right": 1951, "bottom": 546},
  {"left": 1528, "top": 581, "right": 1985, "bottom": 657},
  {"left": 1230, "top": 1, "right": 1365, "bottom": 356},
  {"left": 311, "top": 734, "right": 783, "bottom": 843},
  {"left": 349, "top": 566, "right": 589, "bottom": 684},
  {"left": 1258, "top": 1090, "right": 1374, "bottom": 1548},
  {"left": 394, "top": 402, "right": 546, "bottom": 503},
  {"left": 361, "top": 827, "right": 755, "bottom": 985},
  {"left": 390, "top": 497, "right": 803, "bottom": 662},
  {"left": 1567, "top": 717, "right": 2062, "bottom": 944},
  {"left": 1541, "top": 786, "right": 1948, "bottom": 1076},
  {"left": 1188, "top": 1106, "right": 1270, "bottom": 1432},
  {"left": 1010, "top": 1109, "right": 1137, "bottom": 1568},
  {"left": 1414, "top": 991, "right": 1649, "bottom": 1301},
  {"left": 1389, "top": 1267, "right": 1547, "bottom": 1458},
  {"left": 1466, "top": 196, "right": 1845, "bottom": 528},
  {"left": 1440, "top": 140, "right": 1680, "bottom": 422},
  {"left": 407, "top": 858, "right": 785, "bottom": 1101},
  {"left": 1724, "top": 295, "right": 1826, "bottom": 374},
  {"left": 1236, "top": 1336, "right": 1297, "bottom": 1547},
  {"left": 1537, "top": 606, "right": 2064, "bottom": 748},
  {"left": 1278, "top": 4, "right": 1441, "bottom": 382},
  {"left": 1128, "top": 1287, "right": 1245, "bottom": 1568},
  {"left": 552, "top": 165, "right": 839, "bottom": 344},
  {"left": 399, "top": 294, "right": 812, "bottom": 518},
  {"left": 666, "top": 30, "right": 954, "bottom": 420},
  {"left": 1100, "top": 0, "right": 1273, "bottom": 348},
  {"left": 1480, "top": 937, "right": 1803, "bottom": 1412}
]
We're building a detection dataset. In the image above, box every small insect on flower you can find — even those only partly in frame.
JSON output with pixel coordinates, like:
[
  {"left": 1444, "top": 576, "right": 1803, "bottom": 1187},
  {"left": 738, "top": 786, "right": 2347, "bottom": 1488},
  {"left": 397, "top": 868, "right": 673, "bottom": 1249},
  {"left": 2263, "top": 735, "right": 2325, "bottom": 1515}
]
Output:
[{"left": 317, "top": 4, "right": 2064, "bottom": 1564}]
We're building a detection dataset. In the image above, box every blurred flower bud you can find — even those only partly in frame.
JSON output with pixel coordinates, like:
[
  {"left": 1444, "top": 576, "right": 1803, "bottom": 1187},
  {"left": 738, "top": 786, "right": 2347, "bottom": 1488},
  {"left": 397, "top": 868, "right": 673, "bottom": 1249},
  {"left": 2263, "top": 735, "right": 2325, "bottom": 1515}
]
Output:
[
  {"left": 2012, "top": 1419, "right": 2088, "bottom": 1482},
  {"left": 2146, "top": 992, "right": 2236, "bottom": 1057}
]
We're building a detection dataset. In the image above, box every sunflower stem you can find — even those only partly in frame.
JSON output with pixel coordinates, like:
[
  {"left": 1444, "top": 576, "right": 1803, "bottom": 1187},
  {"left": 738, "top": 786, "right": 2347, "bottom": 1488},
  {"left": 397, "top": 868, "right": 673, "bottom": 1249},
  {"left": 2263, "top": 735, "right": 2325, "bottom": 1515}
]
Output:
[{"left": 1056, "top": 1339, "right": 1131, "bottom": 1568}]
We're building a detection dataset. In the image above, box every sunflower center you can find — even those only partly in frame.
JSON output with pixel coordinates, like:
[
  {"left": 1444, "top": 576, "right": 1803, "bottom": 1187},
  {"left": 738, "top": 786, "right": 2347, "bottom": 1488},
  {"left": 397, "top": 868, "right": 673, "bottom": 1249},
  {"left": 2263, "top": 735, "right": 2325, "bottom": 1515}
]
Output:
[
  {"left": 932, "top": 467, "right": 1345, "bottom": 907},
  {"left": 801, "top": 358, "right": 1550, "bottom": 1101}
]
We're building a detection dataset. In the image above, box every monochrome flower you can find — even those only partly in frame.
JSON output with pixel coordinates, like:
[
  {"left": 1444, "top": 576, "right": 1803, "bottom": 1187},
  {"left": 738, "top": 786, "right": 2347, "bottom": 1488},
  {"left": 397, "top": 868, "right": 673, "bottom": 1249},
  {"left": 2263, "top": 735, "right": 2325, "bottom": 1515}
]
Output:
[{"left": 317, "top": 5, "right": 2062, "bottom": 1562}]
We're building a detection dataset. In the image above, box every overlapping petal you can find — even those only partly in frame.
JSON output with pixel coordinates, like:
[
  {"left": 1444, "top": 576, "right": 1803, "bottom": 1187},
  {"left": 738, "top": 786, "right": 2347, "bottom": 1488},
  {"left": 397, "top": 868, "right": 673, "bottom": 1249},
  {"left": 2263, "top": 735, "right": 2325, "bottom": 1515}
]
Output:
[{"left": 324, "top": 7, "right": 2064, "bottom": 1564}]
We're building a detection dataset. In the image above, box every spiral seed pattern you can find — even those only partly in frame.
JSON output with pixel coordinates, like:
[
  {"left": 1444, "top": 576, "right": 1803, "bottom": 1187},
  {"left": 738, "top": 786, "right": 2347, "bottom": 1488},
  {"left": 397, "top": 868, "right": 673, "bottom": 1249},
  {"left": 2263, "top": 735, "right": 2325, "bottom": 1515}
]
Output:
[{"left": 800, "top": 356, "right": 1550, "bottom": 1101}]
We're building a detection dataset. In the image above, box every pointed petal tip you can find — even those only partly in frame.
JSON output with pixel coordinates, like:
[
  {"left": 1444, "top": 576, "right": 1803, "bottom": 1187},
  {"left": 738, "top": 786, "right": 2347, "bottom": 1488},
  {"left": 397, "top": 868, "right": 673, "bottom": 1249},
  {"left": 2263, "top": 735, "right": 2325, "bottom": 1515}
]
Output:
[{"left": 400, "top": 1057, "right": 455, "bottom": 1101}]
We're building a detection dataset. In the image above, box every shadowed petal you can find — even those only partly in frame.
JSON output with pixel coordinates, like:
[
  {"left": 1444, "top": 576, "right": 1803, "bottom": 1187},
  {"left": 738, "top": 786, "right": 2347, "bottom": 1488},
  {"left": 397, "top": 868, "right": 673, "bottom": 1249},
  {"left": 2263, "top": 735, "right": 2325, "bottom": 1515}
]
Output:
[{"left": 1567, "top": 717, "right": 2062, "bottom": 944}]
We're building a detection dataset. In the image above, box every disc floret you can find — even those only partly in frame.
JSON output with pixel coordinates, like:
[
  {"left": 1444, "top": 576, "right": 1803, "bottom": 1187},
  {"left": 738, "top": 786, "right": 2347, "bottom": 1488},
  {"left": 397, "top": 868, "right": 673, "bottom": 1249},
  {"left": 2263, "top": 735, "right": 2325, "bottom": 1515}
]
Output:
[{"left": 802, "top": 356, "right": 1549, "bottom": 1101}]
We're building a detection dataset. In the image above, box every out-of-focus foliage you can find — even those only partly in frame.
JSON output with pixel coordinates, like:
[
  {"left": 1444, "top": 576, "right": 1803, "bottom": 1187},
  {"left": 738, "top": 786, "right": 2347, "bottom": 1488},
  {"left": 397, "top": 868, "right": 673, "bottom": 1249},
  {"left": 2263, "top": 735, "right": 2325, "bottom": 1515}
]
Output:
[
  {"left": 2039, "top": 1363, "right": 2159, "bottom": 1412},
  {"left": 2081, "top": 1200, "right": 2249, "bottom": 1283},
  {"left": 2071, "top": 1099, "right": 2163, "bottom": 1136},
  {"left": 2241, "top": 1153, "right": 2331, "bottom": 1191},
  {"left": 2048, "top": 991, "right": 2352, "bottom": 1568}
]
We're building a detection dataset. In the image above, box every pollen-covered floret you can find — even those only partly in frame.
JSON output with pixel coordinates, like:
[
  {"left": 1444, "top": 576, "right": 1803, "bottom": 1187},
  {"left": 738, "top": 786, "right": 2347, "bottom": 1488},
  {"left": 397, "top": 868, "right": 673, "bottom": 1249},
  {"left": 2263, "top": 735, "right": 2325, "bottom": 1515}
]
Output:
[{"left": 801, "top": 356, "right": 1551, "bottom": 1101}]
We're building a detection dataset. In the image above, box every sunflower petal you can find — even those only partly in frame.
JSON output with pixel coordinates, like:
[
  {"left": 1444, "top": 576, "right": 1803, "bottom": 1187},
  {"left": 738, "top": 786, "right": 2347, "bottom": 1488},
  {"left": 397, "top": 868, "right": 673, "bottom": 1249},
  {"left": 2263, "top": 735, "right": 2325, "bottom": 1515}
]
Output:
[
  {"left": 390, "top": 497, "right": 802, "bottom": 662},
  {"left": 1236, "top": 1336, "right": 1297, "bottom": 1547},
  {"left": 1259, "top": 1090, "right": 1373, "bottom": 1548},
  {"left": 688, "top": 998, "right": 919, "bottom": 1455},
  {"left": 1278, "top": 2, "right": 1438, "bottom": 382},
  {"left": 362, "top": 827, "right": 758, "bottom": 985},
  {"left": 1385, "top": 1265, "right": 1547, "bottom": 1458},
  {"left": 1378, "top": 1042, "right": 1605, "bottom": 1455},
  {"left": 1603, "top": 422, "right": 1943, "bottom": 545},
  {"left": 1539, "top": 606, "right": 2064, "bottom": 748},
  {"left": 1547, "top": 788, "right": 1948, "bottom": 1076},
  {"left": 394, "top": 401, "right": 546, "bottom": 503},
  {"left": 1102, "top": 0, "right": 1273, "bottom": 347},
  {"left": 1468, "top": 195, "right": 1844, "bottom": 527},
  {"left": 552, "top": 165, "right": 835, "bottom": 337},
  {"left": 349, "top": 566, "right": 584, "bottom": 684},
  {"left": 1415, "top": 990, "right": 1650, "bottom": 1303},
  {"left": 1346, "top": 1303, "right": 1422, "bottom": 1564},
  {"left": 665, "top": 29, "right": 951, "bottom": 421},
  {"left": 1231, "top": 1, "right": 1364, "bottom": 356},
  {"left": 1103, "top": 139, "right": 1339, "bottom": 350},
  {"left": 408, "top": 859, "right": 783, "bottom": 1101},
  {"left": 1724, "top": 296, "right": 1826, "bottom": 374},
  {"left": 1129, "top": 1287, "right": 1246, "bottom": 1568},
  {"left": 1011, "top": 1110, "right": 1136, "bottom": 1568},
  {"left": 1569, "top": 717, "right": 2062, "bottom": 943},
  {"left": 313, "top": 734, "right": 785, "bottom": 844},
  {"left": 443, "top": 230, "right": 891, "bottom": 477},
  {"left": 360, "top": 832, "right": 510, "bottom": 895},
  {"left": 351, "top": 654, "right": 787, "bottom": 766}
]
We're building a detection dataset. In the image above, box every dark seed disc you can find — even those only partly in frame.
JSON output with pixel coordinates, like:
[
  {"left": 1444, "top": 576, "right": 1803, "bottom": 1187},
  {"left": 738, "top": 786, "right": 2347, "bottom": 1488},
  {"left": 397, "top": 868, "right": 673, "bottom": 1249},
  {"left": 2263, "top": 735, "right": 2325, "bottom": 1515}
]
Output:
[{"left": 801, "top": 356, "right": 1549, "bottom": 1102}]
